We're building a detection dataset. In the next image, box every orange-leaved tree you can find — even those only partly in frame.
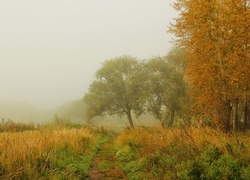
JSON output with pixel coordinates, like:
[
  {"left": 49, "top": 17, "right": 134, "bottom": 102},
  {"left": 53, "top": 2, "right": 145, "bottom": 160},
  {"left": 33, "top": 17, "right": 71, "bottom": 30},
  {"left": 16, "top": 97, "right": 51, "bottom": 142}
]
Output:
[{"left": 169, "top": 0, "right": 250, "bottom": 132}]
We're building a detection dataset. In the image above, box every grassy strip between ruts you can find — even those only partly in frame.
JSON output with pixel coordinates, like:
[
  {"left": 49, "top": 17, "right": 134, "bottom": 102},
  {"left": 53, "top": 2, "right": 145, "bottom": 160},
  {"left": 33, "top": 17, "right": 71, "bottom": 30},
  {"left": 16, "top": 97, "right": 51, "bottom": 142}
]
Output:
[{"left": 88, "top": 133, "right": 128, "bottom": 180}]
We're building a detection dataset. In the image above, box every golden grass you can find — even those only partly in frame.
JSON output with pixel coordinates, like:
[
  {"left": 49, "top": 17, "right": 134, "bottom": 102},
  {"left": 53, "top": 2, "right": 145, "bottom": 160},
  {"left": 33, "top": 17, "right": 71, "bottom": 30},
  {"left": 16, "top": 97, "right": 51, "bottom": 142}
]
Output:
[
  {"left": 116, "top": 126, "right": 250, "bottom": 157},
  {"left": 0, "top": 127, "right": 94, "bottom": 178}
]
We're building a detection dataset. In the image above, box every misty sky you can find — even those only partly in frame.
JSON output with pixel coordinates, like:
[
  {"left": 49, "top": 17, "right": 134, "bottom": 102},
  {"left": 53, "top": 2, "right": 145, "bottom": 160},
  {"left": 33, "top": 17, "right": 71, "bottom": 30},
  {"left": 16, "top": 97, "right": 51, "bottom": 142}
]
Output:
[{"left": 0, "top": 0, "right": 177, "bottom": 109}]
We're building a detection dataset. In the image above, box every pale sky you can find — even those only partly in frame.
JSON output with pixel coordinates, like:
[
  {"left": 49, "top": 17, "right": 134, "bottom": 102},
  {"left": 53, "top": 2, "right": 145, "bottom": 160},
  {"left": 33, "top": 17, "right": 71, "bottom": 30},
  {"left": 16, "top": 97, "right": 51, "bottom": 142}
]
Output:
[{"left": 0, "top": 0, "right": 177, "bottom": 109}]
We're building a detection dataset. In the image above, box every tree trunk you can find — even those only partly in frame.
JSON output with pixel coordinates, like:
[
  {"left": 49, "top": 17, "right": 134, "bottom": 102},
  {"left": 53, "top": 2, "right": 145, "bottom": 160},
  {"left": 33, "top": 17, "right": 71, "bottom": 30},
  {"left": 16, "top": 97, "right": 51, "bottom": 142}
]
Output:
[
  {"left": 160, "top": 120, "right": 165, "bottom": 128},
  {"left": 224, "top": 101, "right": 232, "bottom": 133},
  {"left": 126, "top": 110, "right": 134, "bottom": 128},
  {"left": 231, "top": 99, "right": 239, "bottom": 133},
  {"left": 248, "top": 104, "right": 250, "bottom": 129},
  {"left": 232, "top": 101, "right": 235, "bottom": 132},
  {"left": 243, "top": 102, "right": 248, "bottom": 130},
  {"left": 243, "top": 92, "right": 250, "bottom": 130},
  {"left": 168, "top": 109, "right": 175, "bottom": 127},
  {"left": 235, "top": 100, "right": 239, "bottom": 131}
]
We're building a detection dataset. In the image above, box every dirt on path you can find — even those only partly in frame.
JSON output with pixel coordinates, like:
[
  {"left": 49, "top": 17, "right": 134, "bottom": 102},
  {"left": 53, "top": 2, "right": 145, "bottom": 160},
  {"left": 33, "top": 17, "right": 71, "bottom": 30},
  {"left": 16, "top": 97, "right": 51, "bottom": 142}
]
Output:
[{"left": 88, "top": 136, "right": 128, "bottom": 180}]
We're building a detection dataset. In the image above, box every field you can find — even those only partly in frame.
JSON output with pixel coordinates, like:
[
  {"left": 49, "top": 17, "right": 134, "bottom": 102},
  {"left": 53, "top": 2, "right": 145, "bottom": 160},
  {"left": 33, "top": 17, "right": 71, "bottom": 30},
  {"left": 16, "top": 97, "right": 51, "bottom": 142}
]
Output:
[
  {"left": 0, "top": 123, "right": 100, "bottom": 179},
  {"left": 0, "top": 123, "right": 250, "bottom": 179},
  {"left": 116, "top": 127, "right": 250, "bottom": 179}
]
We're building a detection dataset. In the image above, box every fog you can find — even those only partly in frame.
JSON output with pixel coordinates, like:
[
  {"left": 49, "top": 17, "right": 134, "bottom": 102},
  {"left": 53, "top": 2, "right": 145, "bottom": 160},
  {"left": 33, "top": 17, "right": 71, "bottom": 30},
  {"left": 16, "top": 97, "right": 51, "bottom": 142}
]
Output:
[{"left": 0, "top": 0, "right": 177, "bottom": 110}]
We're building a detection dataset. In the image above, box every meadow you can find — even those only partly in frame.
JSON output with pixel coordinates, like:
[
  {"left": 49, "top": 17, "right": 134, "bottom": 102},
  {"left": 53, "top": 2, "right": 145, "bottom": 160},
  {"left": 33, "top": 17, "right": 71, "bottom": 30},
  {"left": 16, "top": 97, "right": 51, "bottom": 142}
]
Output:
[
  {"left": 116, "top": 127, "right": 250, "bottom": 179},
  {"left": 0, "top": 122, "right": 250, "bottom": 179},
  {"left": 0, "top": 122, "right": 102, "bottom": 179}
]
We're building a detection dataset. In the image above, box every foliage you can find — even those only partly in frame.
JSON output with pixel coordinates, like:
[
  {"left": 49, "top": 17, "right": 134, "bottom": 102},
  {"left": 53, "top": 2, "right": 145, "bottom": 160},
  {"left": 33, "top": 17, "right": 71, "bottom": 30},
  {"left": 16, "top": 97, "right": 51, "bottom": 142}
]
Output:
[
  {"left": 53, "top": 114, "right": 71, "bottom": 126},
  {"left": 57, "top": 99, "right": 88, "bottom": 123},
  {"left": 177, "top": 147, "right": 247, "bottom": 180},
  {"left": 169, "top": 0, "right": 250, "bottom": 132},
  {"left": 51, "top": 114, "right": 85, "bottom": 129},
  {"left": 84, "top": 52, "right": 189, "bottom": 128},
  {"left": 83, "top": 56, "right": 147, "bottom": 128},
  {"left": 143, "top": 51, "right": 188, "bottom": 127}
]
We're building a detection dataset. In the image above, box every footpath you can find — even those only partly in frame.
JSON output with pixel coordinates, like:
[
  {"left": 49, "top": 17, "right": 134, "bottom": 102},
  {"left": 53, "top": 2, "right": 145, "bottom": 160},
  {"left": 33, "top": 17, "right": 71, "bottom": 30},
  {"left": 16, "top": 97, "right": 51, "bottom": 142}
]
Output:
[{"left": 88, "top": 135, "right": 127, "bottom": 180}]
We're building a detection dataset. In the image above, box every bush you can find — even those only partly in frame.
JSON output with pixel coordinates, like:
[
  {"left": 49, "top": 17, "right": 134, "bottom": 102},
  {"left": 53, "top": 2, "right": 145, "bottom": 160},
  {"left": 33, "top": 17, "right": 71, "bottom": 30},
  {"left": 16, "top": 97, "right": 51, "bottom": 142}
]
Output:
[{"left": 177, "top": 146, "right": 250, "bottom": 180}]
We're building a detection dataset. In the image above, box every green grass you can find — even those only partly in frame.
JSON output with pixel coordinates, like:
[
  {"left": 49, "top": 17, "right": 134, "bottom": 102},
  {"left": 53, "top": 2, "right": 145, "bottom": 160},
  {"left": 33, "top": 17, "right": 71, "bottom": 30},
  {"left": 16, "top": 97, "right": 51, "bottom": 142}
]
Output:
[{"left": 115, "top": 127, "right": 250, "bottom": 180}]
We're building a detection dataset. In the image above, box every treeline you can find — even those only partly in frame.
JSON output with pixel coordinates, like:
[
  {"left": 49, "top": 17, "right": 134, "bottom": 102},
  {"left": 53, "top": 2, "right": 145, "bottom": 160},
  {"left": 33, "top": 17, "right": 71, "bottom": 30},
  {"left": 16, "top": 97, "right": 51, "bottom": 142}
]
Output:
[
  {"left": 84, "top": 49, "right": 188, "bottom": 128},
  {"left": 169, "top": 0, "right": 250, "bottom": 132},
  {"left": 84, "top": 0, "right": 250, "bottom": 132}
]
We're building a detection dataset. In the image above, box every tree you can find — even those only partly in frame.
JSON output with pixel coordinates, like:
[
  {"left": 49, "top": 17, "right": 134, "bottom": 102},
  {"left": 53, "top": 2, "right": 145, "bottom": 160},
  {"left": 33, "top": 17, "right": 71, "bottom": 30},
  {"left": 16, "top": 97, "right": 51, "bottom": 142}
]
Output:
[
  {"left": 83, "top": 56, "right": 146, "bottom": 128},
  {"left": 144, "top": 52, "right": 187, "bottom": 127},
  {"left": 57, "top": 100, "right": 88, "bottom": 123},
  {"left": 169, "top": 0, "right": 250, "bottom": 132}
]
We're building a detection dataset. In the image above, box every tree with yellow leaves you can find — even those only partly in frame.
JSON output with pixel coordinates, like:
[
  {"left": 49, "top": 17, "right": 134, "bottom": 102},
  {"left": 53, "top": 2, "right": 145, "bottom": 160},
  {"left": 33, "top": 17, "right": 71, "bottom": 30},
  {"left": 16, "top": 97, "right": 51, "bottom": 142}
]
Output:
[{"left": 170, "top": 0, "right": 250, "bottom": 132}]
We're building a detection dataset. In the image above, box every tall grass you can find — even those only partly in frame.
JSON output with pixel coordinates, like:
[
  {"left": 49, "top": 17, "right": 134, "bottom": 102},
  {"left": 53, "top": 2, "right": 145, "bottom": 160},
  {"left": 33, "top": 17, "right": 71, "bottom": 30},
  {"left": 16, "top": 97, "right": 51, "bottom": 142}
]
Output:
[
  {"left": 0, "top": 127, "right": 95, "bottom": 179},
  {"left": 0, "top": 120, "right": 35, "bottom": 132},
  {"left": 116, "top": 127, "right": 250, "bottom": 179}
]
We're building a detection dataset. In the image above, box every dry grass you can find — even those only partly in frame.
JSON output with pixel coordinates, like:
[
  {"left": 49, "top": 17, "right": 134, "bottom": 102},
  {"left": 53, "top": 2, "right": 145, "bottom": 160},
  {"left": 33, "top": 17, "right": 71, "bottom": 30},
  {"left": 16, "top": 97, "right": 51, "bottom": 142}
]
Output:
[
  {"left": 0, "top": 127, "right": 95, "bottom": 179},
  {"left": 116, "top": 127, "right": 250, "bottom": 179},
  {"left": 117, "top": 126, "right": 250, "bottom": 157},
  {"left": 0, "top": 120, "right": 35, "bottom": 132}
]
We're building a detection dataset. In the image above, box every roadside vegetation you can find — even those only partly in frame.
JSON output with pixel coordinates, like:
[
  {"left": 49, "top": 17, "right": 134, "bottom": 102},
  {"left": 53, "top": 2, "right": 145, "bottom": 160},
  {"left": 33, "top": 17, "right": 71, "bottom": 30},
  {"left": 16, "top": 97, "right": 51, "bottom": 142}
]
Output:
[
  {"left": 116, "top": 127, "right": 250, "bottom": 179},
  {"left": 0, "top": 121, "right": 105, "bottom": 179},
  {"left": 0, "top": 120, "right": 250, "bottom": 179}
]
